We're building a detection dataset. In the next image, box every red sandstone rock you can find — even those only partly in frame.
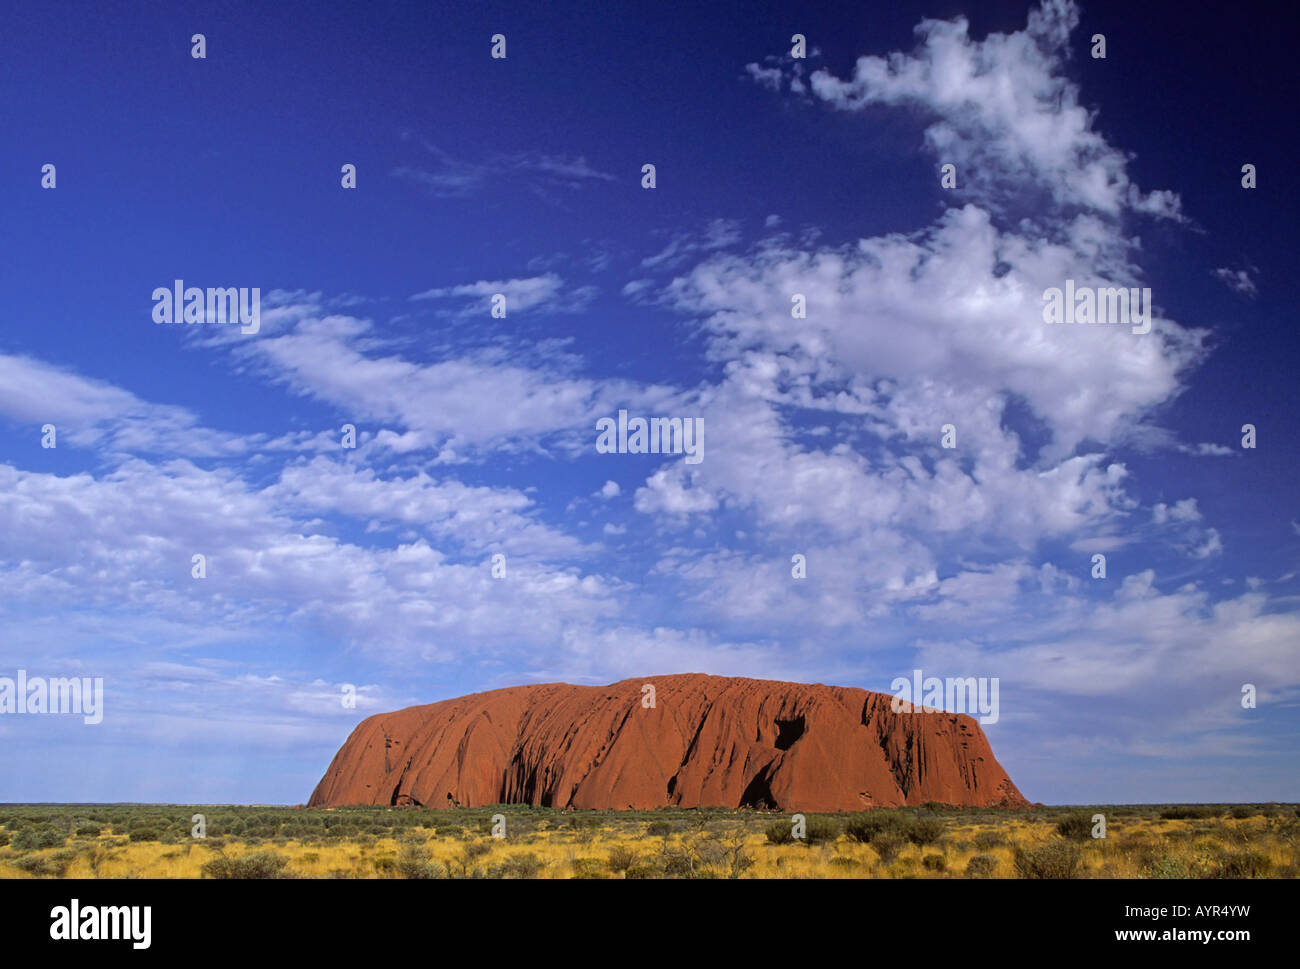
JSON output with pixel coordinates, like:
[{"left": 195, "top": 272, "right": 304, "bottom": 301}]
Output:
[{"left": 308, "top": 673, "right": 1028, "bottom": 811}]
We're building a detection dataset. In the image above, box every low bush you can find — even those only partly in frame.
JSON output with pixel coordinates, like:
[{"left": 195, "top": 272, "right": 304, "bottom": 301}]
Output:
[
  {"left": 1013, "top": 840, "right": 1082, "bottom": 878},
  {"left": 871, "top": 833, "right": 906, "bottom": 865},
  {"left": 606, "top": 846, "right": 638, "bottom": 873},
  {"left": 571, "top": 857, "right": 606, "bottom": 879},
  {"left": 802, "top": 816, "right": 841, "bottom": 846},
  {"left": 1211, "top": 850, "right": 1272, "bottom": 878},
  {"left": 965, "top": 854, "right": 998, "bottom": 877},
  {"left": 200, "top": 850, "right": 292, "bottom": 879},
  {"left": 973, "top": 830, "right": 1005, "bottom": 850},
  {"left": 12, "top": 826, "right": 66, "bottom": 851},
  {"left": 905, "top": 818, "right": 945, "bottom": 846},
  {"left": 844, "top": 812, "right": 904, "bottom": 843},
  {"left": 1160, "top": 806, "right": 1214, "bottom": 820},
  {"left": 764, "top": 821, "right": 795, "bottom": 845},
  {"left": 495, "top": 853, "right": 544, "bottom": 878},
  {"left": 395, "top": 844, "right": 443, "bottom": 879},
  {"left": 1056, "top": 812, "right": 1096, "bottom": 841}
]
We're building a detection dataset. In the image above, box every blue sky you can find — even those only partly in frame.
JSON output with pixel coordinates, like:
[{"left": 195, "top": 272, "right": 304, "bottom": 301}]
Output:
[{"left": 0, "top": 0, "right": 1296, "bottom": 804}]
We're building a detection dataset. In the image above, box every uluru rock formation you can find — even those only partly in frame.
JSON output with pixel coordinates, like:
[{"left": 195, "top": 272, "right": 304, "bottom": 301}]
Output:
[{"left": 309, "top": 674, "right": 1027, "bottom": 811}]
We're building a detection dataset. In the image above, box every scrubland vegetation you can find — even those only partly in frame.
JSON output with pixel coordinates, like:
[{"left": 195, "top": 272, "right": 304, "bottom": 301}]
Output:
[{"left": 0, "top": 802, "right": 1295, "bottom": 879}]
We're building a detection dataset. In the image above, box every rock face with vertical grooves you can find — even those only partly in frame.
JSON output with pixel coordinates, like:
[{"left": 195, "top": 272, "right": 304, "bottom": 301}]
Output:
[{"left": 308, "top": 674, "right": 1028, "bottom": 810}]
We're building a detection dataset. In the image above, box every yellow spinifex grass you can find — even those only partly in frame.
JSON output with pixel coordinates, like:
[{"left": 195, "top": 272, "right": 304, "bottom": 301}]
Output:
[{"left": 0, "top": 812, "right": 1294, "bottom": 879}]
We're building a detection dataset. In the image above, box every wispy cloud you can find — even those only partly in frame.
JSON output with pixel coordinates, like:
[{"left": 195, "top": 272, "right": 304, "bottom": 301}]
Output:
[
  {"left": 410, "top": 273, "right": 595, "bottom": 318},
  {"left": 1212, "top": 265, "right": 1259, "bottom": 297},
  {"left": 393, "top": 140, "right": 617, "bottom": 198}
]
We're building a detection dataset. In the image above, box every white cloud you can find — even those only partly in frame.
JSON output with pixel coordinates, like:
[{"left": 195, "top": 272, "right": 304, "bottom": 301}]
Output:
[
  {"left": 1153, "top": 498, "right": 1201, "bottom": 524},
  {"left": 1212, "top": 266, "right": 1258, "bottom": 297},
  {"left": 393, "top": 142, "right": 616, "bottom": 198},
  {"left": 805, "top": 0, "right": 1184, "bottom": 219},
  {"left": 0, "top": 353, "right": 254, "bottom": 458},
  {"left": 411, "top": 273, "right": 594, "bottom": 317},
  {"left": 0, "top": 458, "right": 617, "bottom": 659},
  {"left": 1190, "top": 527, "right": 1223, "bottom": 559},
  {"left": 229, "top": 302, "right": 650, "bottom": 461},
  {"left": 641, "top": 219, "right": 743, "bottom": 270}
]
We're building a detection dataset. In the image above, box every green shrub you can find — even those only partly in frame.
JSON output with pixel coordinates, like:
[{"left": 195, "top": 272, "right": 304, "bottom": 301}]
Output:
[
  {"left": 1013, "top": 840, "right": 1081, "bottom": 878},
  {"left": 12, "top": 825, "right": 66, "bottom": 851},
  {"left": 571, "top": 857, "right": 606, "bottom": 879},
  {"left": 973, "top": 830, "right": 1005, "bottom": 850},
  {"left": 966, "top": 853, "right": 998, "bottom": 877},
  {"left": 922, "top": 853, "right": 947, "bottom": 871},
  {"left": 845, "top": 812, "right": 904, "bottom": 843},
  {"left": 128, "top": 828, "right": 160, "bottom": 843},
  {"left": 764, "top": 821, "right": 795, "bottom": 845},
  {"left": 13, "top": 854, "right": 61, "bottom": 876},
  {"left": 801, "top": 816, "right": 841, "bottom": 845},
  {"left": 1211, "top": 850, "right": 1272, "bottom": 878},
  {"left": 1056, "top": 812, "right": 1095, "bottom": 841},
  {"left": 496, "top": 853, "right": 544, "bottom": 878},
  {"left": 444, "top": 841, "right": 492, "bottom": 878},
  {"left": 0, "top": 831, "right": 10, "bottom": 847},
  {"left": 645, "top": 821, "right": 674, "bottom": 837},
  {"left": 1142, "top": 852, "right": 1210, "bottom": 878},
  {"left": 47, "top": 848, "right": 79, "bottom": 875},
  {"left": 905, "top": 818, "right": 944, "bottom": 845},
  {"left": 1229, "top": 805, "right": 1254, "bottom": 820},
  {"left": 607, "top": 846, "right": 638, "bottom": 873},
  {"left": 1160, "top": 806, "right": 1214, "bottom": 820},
  {"left": 872, "top": 833, "right": 906, "bottom": 864},
  {"left": 395, "top": 845, "right": 442, "bottom": 879},
  {"left": 201, "top": 850, "right": 292, "bottom": 879}
]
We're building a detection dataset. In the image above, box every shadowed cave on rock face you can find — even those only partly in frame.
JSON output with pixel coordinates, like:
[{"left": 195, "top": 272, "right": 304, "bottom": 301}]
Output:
[
  {"left": 774, "top": 716, "right": 805, "bottom": 750},
  {"left": 739, "top": 769, "right": 777, "bottom": 809}
]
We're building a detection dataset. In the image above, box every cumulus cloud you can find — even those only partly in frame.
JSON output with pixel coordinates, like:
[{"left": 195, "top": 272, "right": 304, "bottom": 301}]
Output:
[
  {"left": 1153, "top": 499, "right": 1201, "bottom": 524},
  {"left": 803, "top": 0, "right": 1184, "bottom": 219},
  {"left": 0, "top": 458, "right": 616, "bottom": 658}
]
